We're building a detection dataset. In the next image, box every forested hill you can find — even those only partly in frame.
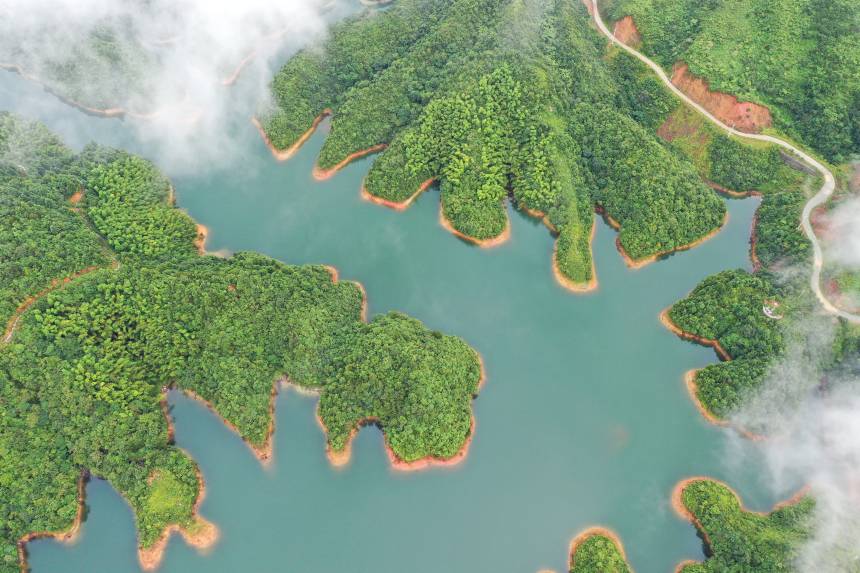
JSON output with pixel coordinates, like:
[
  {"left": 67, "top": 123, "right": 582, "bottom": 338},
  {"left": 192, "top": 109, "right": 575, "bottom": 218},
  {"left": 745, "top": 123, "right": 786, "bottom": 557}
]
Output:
[
  {"left": 0, "top": 114, "right": 482, "bottom": 572},
  {"left": 260, "top": 0, "right": 730, "bottom": 290},
  {"left": 606, "top": 0, "right": 860, "bottom": 162}
]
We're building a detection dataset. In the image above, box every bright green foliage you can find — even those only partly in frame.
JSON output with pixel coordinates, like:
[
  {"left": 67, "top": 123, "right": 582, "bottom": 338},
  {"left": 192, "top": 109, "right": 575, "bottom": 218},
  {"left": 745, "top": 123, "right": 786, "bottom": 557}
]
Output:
[
  {"left": 319, "top": 312, "right": 480, "bottom": 461},
  {"left": 84, "top": 154, "right": 197, "bottom": 261},
  {"left": 693, "top": 357, "right": 771, "bottom": 419},
  {"left": 0, "top": 114, "right": 110, "bottom": 327},
  {"left": 669, "top": 270, "right": 783, "bottom": 359},
  {"left": 708, "top": 135, "right": 789, "bottom": 194},
  {"left": 0, "top": 117, "right": 481, "bottom": 571},
  {"left": 678, "top": 479, "right": 814, "bottom": 572},
  {"left": 569, "top": 533, "right": 631, "bottom": 573},
  {"left": 607, "top": 0, "right": 860, "bottom": 161},
  {"left": 264, "top": 0, "right": 727, "bottom": 286},
  {"left": 754, "top": 191, "right": 810, "bottom": 268},
  {"left": 653, "top": 104, "right": 805, "bottom": 196},
  {"left": 570, "top": 103, "right": 724, "bottom": 261}
]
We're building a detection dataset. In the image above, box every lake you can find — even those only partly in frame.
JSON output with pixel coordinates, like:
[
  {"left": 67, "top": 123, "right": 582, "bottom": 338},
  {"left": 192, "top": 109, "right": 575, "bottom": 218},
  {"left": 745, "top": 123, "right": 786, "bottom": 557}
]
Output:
[{"left": 2, "top": 55, "right": 793, "bottom": 573}]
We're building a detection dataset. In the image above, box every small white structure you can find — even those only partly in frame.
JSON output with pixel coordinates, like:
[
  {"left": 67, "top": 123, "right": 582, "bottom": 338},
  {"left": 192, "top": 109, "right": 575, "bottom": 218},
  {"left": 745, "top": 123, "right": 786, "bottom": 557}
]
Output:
[{"left": 763, "top": 300, "right": 783, "bottom": 320}]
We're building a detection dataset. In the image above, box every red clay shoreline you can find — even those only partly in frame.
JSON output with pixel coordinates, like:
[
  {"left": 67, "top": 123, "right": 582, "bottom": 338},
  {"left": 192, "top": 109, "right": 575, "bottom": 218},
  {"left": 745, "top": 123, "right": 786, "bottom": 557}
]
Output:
[
  {"left": 438, "top": 201, "right": 512, "bottom": 248},
  {"left": 659, "top": 308, "right": 731, "bottom": 361},
  {"left": 749, "top": 212, "right": 762, "bottom": 272},
  {"left": 661, "top": 313, "right": 767, "bottom": 440},
  {"left": 360, "top": 178, "right": 436, "bottom": 211},
  {"left": 683, "top": 370, "right": 728, "bottom": 428},
  {"left": 319, "top": 353, "right": 486, "bottom": 471},
  {"left": 551, "top": 219, "right": 598, "bottom": 294},
  {"left": 597, "top": 206, "right": 729, "bottom": 269},
  {"left": 568, "top": 526, "right": 629, "bottom": 569},
  {"left": 222, "top": 29, "right": 291, "bottom": 87},
  {"left": 312, "top": 144, "right": 388, "bottom": 181},
  {"left": 670, "top": 477, "right": 810, "bottom": 572},
  {"left": 251, "top": 110, "right": 332, "bottom": 162},
  {"left": 172, "top": 263, "right": 479, "bottom": 474},
  {"left": 17, "top": 472, "right": 87, "bottom": 572},
  {"left": 137, "top": 467, "right": 219, "bottom": 571}
]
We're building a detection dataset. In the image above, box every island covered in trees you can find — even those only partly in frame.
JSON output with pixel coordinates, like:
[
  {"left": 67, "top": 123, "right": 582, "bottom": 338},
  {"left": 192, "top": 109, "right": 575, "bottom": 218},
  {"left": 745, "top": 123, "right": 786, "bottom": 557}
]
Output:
[
  {"left": 258, "top": 0, "right": 735, "bottom": 290},
  {"left": 0, "top": 113, "right": 482, "bottom": 572},
  {"left": 2, "top": 0, "right": 859, "bottom": 570}
]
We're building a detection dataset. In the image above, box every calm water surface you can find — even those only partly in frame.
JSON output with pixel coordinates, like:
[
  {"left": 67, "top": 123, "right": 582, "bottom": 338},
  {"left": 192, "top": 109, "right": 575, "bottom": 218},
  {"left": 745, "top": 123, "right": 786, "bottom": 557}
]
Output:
[{"left": 2, "top": 60, "right": 794, "bottom": 573}]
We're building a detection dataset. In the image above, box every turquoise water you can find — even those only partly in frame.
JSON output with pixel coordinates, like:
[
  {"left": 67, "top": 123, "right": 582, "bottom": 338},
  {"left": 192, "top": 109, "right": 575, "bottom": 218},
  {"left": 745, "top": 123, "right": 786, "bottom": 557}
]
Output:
[{"left": 3, "top": 66, "right": 794, "bottom": 573}]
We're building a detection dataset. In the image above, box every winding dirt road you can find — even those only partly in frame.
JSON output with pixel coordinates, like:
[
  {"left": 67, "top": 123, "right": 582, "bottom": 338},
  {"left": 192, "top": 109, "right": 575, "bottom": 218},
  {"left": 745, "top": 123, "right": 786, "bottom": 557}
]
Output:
[{"left": 591, "top": 0, "right": 860, "bottom": 323}]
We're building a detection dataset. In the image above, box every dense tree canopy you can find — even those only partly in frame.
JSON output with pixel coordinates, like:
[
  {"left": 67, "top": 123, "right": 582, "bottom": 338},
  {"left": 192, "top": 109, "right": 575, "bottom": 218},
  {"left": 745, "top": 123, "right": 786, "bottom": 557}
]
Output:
[
  {"left": 0, "top": 115, "right": 481, "bottom": 572},
  {"left": 607, "top": 0, "right": 860, "bottom": 162},
  {"left": 677, "top": 480, "right": 814, "bottom": 573},
  {"left": 568, "top": 532, "right": 631, "bottom": 573},
  {"left": 261, "top": 0, "right": 728, "bottom": 288},
  {"left": 0, "top": 114, "right": 111, "bottom": 327}
]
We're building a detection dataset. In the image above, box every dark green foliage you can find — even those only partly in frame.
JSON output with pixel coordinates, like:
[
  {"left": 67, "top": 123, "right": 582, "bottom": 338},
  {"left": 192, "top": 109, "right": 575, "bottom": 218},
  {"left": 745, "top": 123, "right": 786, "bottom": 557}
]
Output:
[
  {"left": 668, "top": 270, "right": 784, "bottom": 417},
  {"left": 693, "top": 357, "right": 771, "bottom": 419},
  {"left": 569, "top": 533, "right": 631, "bottom": 573},
  {"left": 0, "top": 114, "right": 110, "bottom": 327},
  {"left": 678, "top": 479, "right": 814, "bottom": 572},
  {"left": 608, "top": 0, "right": 860, "bottom": 161},
  {"left": 708, "top": 135, "right": 785, "bottom": 193},
  {"left": 83, "top": 154, "right": 197, "bottom": 261},
  {"left": 610, "top": 51, "right": 678, "bottom": 131},
  {"left": 264, "top": 0, "right": 727, "bottom": 286},
  {"left": 570, "top": 103, "right": 724, "bottom": 261},
  {"left": 319, "top": 312, "right": 480, "bottom": 461},
  {"left": 754, "top": 191, "right": 810, "bottom": 268},
  {"left": 0, "top": 117, "right": 481, "bottom": 570},
  {"left": 669, "top": 270, "right": 782, "bottom": 360}
]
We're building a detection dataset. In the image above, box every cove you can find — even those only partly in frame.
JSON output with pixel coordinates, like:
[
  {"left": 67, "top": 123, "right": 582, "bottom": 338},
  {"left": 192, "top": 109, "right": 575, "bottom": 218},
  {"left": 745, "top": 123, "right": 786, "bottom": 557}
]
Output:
[{"left": 2, "top": 69, "right": 799, "bottom": 573}]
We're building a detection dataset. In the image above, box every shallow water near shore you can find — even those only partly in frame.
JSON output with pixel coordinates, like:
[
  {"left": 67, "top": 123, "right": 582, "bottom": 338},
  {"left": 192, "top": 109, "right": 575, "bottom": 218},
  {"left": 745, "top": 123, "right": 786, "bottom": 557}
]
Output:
[{"left": 3, "top": 63, "right": 800, "bottom": 572}]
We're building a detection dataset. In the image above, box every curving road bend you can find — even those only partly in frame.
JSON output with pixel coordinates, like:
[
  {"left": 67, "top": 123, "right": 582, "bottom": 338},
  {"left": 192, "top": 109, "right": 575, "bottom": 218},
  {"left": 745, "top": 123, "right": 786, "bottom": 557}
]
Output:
[{"left": 591, "top": 0, "right": 860, "bottom": 323}]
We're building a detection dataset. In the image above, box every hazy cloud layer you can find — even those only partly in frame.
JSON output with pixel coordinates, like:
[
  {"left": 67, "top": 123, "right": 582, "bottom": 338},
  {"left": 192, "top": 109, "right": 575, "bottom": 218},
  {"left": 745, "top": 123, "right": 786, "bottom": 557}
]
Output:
[
  {"left": 730, "top": 311, "right": 860, "bottom": 572},
  {"left": 825, "top": 197, "right": 860, "bottom": 268},
  {"left": 0, "top": 0, "right": 354, "bottom": 172}
]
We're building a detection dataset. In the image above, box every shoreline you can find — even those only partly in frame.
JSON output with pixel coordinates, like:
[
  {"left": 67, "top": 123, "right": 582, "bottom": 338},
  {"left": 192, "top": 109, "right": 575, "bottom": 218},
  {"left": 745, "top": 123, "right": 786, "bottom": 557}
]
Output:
[
  {"left": 179, "top": 384, "right": 278, "bottom": 465},
  {"left": 517, "top": 203, "right": 598, "bottom": 293},
  {"left": 137, "top": 467, "right": 219, "bottom": 571},
  {"left": 251, "top": 110, "right": 332, "bottom": 162},
  {"left": 670, "top": 476, "right": 810, "bottom": 571},
  {"left": 222, "top": 29, "right": 291, "bottom": 86},
  {"left": 312, "top": 144, "right": 387, "bottom": 181},
  {"left": 360, "top": 178, "right": 436, "bottom": 211},
  {"left": 683, "top": 370, "right": 728, "bottom": 428},
  {"left": 17, "top": 472, "right": 87, "bottom": 571},
  {"left": 551, "top": 220, "right": 598, "bottom": 293},
  {"left": 438, "top": 202, "right": 511, "bottom": 248},
  {"left": 320, "top": 352, "right": 486, "bottom": 472},
  {"left": 618, "top": 210, "right": 729, "bottom": 269},
  {"left": 749, "top": 212, "right": 762, "bottom": 272},
  {"left": 659, "top": 308, "right": 731, "bottom": 361},
  {"left": 323, "top": 264, "right": 369, "bottom": 322},
  {"left": 0, "top": 63, "right": 171, "bottom": 120},
  {"left": 567, "top": 526, "right": 629, "bottom": 570},
  {"left": 194, "top": 224, "right": 209, "bottom": 255},
  {"left": 707, "top": 181, "right": 762, "bottom": 199}
]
